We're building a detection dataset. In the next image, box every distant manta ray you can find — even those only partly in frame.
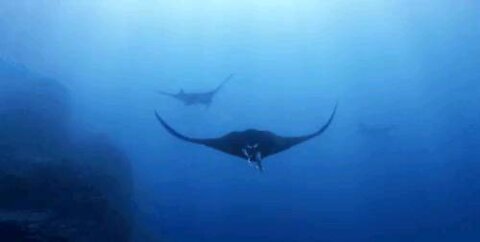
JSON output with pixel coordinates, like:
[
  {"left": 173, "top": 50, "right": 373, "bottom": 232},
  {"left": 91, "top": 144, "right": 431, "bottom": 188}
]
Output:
[
  {"left": 155, "top": 104, "right": 337, "bottom": 171},
  {"left": 158, "top": 74, "right": 234, "bottom": 107},
  {"left": 358, "top": 122, "right": 396, "bottom": 137}
]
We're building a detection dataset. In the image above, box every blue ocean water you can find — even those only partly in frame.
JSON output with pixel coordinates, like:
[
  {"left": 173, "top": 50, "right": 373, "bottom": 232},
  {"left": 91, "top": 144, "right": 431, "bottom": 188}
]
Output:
[{"left": 1, "top": 1, "right": 479, "bottom": 241}]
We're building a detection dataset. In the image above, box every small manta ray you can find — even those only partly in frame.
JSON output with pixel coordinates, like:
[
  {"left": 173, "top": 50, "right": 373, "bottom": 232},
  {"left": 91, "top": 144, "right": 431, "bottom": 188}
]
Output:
[
  {"left": 158, "top": 74, "right": 234, "bottom": 107},
  {"left": 358, "top": 122, "right": 396, "bottom": 137},
  {"left": 155, "top": 104, "right": 337, "bottom": 171}
]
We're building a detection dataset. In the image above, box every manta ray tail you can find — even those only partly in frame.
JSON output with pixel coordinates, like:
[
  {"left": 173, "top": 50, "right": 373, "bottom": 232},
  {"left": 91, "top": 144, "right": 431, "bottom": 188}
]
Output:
[{"left": 256, "top": 162, "right": 264, "bottom": 172}]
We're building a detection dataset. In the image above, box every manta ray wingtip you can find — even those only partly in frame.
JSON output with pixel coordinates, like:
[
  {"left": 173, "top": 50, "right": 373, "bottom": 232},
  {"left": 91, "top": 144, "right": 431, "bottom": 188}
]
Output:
[
  {"left": 333, "top": 101, "right": 339, "bottom": 111},
  {"left": 328, "top": 101, "right": 339, "bottom": 120},
  {"left": 154, "top": 110, "right": 166, "bottom": 124}
]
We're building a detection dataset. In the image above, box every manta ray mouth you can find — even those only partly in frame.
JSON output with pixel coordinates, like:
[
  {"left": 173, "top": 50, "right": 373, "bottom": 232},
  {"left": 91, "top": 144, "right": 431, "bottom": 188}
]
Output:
[
  {"left": 241, "top": 147, "right": 263, "bottom": 171},
  {"left": 242, "top": 148, "right": 262, "bottom": 163},
  {"left": 242, "top": 148, "right": 249, "bottom": 160},
  {"left": 256, "top": 151, "right": 262, "bottom": 161}
]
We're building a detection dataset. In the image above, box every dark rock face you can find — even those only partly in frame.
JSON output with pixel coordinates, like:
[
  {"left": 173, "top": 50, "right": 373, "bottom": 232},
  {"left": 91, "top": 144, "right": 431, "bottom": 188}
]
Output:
[{"left": 0, "top": 60, "right": 134, "bottom": 242}]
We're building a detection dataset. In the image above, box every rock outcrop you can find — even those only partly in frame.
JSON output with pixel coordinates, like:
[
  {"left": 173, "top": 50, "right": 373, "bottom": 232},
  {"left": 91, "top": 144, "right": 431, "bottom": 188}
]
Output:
[{"left": 0, "top": 60, "right": 134, "bottom": 242}]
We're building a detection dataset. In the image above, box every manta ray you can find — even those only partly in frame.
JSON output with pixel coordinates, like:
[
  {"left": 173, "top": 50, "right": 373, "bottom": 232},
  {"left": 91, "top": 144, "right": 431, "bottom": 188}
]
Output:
[
  {"left": 358, "top": 122, "right": 396, "bottom": 137},
  {"left": 158, "top": 74, "right": 234, "bottom": 107},
  {"left": 155, "top": 104, "right": 337, "bottom": 171}
]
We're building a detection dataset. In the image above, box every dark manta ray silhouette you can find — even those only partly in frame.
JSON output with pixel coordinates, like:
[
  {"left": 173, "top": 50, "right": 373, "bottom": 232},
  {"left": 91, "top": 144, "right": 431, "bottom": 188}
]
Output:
[
  {"left": 158, "top": 74, "right": 234, "bottom": 107},
  {"left": 155, "top": 104, "right": 337, "bottom": 171}
]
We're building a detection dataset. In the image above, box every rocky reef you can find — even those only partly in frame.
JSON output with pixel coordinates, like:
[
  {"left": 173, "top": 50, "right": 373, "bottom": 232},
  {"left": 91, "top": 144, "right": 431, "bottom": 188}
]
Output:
[{"left": 0, "top": 60, "right": 134, "bottom": 242}]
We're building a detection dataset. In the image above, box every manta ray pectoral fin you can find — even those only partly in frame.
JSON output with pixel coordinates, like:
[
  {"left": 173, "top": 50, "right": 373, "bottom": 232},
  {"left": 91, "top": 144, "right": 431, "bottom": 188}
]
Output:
[
  {"left": 157, "top": 90, "right": 176, "bottom": 97},
  {"left": 155, "top": 112, "right": 246, "bottom": 159},
  {"left": 269, "top": 103, "right": 338, "bottom": 155},
  {"left": 155, "top": 111, "right": 209, "bottom": 145},
  {"left": 212, "top": 73, "right": 235, "bottom": 94}
]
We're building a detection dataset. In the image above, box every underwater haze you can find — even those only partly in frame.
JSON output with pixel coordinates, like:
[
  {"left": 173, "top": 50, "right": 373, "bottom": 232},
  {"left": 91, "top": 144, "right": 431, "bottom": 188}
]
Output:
[{"left": 1, "top": 1, "right": 480, "bottom": 241}]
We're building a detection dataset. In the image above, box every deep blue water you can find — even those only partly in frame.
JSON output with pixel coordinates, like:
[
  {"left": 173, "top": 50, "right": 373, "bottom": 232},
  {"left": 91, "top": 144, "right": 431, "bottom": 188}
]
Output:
[{"left": 1, "top": 1, "right": 480, "bottom": 241}]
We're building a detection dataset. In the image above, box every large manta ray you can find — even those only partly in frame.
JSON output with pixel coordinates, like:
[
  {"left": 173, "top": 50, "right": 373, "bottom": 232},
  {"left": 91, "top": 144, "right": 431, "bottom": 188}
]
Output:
[
  {"left": 155, "top": 104, "right": 337, "bottom": 171},
  {"left": 158, "top": 74, "right": 234, "bottom": 107}
]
